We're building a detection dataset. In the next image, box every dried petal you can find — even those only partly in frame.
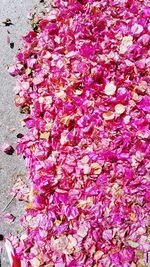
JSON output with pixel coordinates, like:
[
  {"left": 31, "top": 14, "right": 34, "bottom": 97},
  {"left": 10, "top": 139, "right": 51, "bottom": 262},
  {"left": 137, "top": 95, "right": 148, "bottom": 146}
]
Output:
[
  {"left": 104, "top": 82, "right": 116, "bottom": 96},
  {"left": 1, "top": 143, "right": 15, "bottom": 155},
  {"left": 115, "top": 104, "right": 126, "bottom": 115},
  {"left": 103, "top": 111, "right": 115, "bottom": 120}
]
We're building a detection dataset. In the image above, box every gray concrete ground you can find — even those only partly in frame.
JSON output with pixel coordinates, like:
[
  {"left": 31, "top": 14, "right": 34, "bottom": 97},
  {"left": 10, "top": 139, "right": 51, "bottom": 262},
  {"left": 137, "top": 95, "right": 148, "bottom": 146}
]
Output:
[{"left": 0, "top": 0, "right": 45, "bottom": 265}]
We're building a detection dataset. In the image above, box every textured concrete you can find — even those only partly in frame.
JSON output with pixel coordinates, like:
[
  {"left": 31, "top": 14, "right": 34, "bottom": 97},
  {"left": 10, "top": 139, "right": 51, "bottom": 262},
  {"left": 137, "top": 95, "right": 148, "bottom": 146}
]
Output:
[{"left": 0, "top": 0, "right": 45, "bottom": 265}]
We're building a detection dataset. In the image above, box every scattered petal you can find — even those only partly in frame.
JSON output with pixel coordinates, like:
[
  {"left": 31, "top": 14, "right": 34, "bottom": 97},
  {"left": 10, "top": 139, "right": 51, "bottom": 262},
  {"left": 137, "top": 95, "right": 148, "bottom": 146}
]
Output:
[
  {"left": 104, "top": 82, "right": 116, "bottom": 96},
  {"left": 1, "top": 143, "right": 14, "bottom": 155},
  {"left": 103, "top": 111, "right": 115, "bottom": 120},
  {"left": 9, "top": 1, "right": 149, "bottom": 266},
  {"left": 115, "top": 104, "right": 126, "bottom": 115}
]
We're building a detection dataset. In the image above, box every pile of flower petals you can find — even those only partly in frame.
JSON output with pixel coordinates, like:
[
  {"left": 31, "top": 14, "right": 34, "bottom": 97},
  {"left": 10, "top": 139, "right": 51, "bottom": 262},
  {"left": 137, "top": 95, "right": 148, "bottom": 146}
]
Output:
[{"left": 10, "top": 0, "right": 150, "bottom": 266}]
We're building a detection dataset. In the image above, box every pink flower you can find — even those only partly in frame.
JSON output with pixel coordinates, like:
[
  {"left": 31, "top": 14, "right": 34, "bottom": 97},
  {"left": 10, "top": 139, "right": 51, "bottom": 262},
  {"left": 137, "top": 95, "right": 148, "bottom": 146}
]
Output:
[
  {"left": 9, "top": 0, "right": 149, "bottom": 265},
  {"left": 9, "top": 65, "right": 19, "bottom": 77}
]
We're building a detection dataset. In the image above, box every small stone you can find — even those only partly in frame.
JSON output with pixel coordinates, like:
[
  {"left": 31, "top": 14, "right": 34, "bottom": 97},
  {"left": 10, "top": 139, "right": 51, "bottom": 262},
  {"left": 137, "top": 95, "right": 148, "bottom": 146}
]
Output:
[
  {"left": 9, "top": 127, "right": 16, "bottom": 132},
  {"left": 115, "top": 104, "right": 126, "bottom": 115},
  {"left": 2, "top": 18, "right": 13, "bottom": 26},
  {"left": 104, "top": 82, "right": 116, "bottom": 96},
  {"left": 10, "top": 42, "right": 14, "bottom": 49},
  {"left": 17, "top": 133, "right": 24, "bottom": 138},
  {"left": 0, "top": 234, "right": 4, "bottom": 241}
]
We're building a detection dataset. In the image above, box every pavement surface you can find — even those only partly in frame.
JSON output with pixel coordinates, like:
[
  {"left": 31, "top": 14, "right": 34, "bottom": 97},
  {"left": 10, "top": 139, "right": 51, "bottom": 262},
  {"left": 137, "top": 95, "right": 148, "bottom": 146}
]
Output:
[{"left": 0, "top": 0, "right": 46, "bottom": 265}]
